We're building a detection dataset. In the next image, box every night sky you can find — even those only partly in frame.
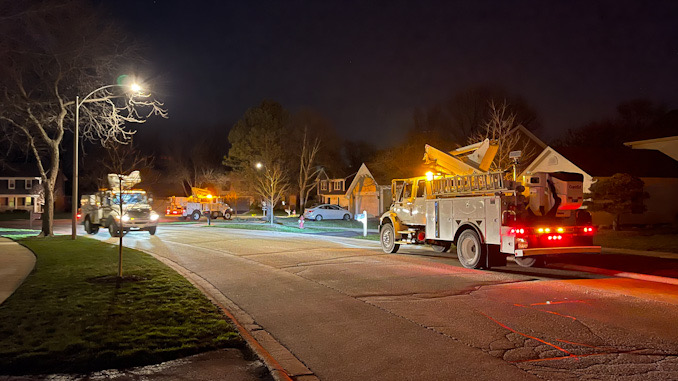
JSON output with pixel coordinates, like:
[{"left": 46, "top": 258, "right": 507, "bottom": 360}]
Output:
[{"left": 101, "top": 0, "right": 678, "bottom": 147}]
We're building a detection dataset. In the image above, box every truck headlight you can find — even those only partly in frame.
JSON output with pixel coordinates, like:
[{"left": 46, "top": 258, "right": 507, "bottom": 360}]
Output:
[
  {"left": 121, "top": 214, "right": 130, "bottom": 222},
  {"left": 150, "top": 212, "right": 159, "bottom": 221}
]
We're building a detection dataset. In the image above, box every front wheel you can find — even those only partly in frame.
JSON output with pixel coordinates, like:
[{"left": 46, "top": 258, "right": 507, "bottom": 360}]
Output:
[
  {"left": 147, "top": 226, "right": 157, "bottom": 235},
  {"left": 223, "top": 212, "right": 232, "bottom": 220},
  {"left": 108, "top": 220, "right": 121, "bottom": 237},
  {"left": 456, "top": 229, "right": 485, "bottom": 269},
  {"left": 380, "top": 223, "right": 400, "bottom": 253}
]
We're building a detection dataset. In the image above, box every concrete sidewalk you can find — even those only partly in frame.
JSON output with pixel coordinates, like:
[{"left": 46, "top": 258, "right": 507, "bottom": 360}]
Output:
[{"left": 0, "top": 237, "right": 36, "bottom": 305}]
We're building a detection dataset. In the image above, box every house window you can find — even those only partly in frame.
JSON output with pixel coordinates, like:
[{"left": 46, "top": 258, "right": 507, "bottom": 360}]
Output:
[
  {"left": 8, "top": 179, "right": 15, "bottom": 190},
  {"left": 321, "top": 181, "right": 327, "bottom": 191},
  {"left": 0, "top": 197, "right": 7, "bottom": 206},
  {"left": 25, "top": 179, "right": 32, "bottom": 190},
  {"left": 8, "top": 197, "right": 15, "bottom": 207},
  {"left": 334, "top": 181, "right": 342, "bottom": 191},
  {"left": 26, "top": 197, "right": 32, "bottom": 206}
]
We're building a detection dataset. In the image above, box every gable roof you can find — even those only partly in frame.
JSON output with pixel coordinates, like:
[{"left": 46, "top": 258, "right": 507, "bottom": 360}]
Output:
[
  {"left": 556, "top": 146, "right": 678, "bottom": 178},
  {"left": 345, "top": 163, "right": 390, "bottom": 196}
]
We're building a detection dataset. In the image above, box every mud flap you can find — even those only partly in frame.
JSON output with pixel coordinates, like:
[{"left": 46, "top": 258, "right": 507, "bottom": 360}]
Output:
[{"left": 484, "top": 244, "right": 506, "bottom": 269}]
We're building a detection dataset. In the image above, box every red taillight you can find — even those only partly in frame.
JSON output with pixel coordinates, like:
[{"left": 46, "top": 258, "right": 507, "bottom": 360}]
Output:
[
  {"left": 307, "top": 209, "right": 314, "bottom": 213},
  {"left": 510, "top": 228, "right": 526, "bottom": 235},
  {"left": 166, "top": 208, "right": 170, "bottom": 214},
  {"left": 583, "top": 227, "right": 594, "bottom": 234},
  {"left": 77, "top": 213, "right": 81, "bottom": 219},
  {"left": 547, "top": 235, "right": 563, "bottom": 241}
]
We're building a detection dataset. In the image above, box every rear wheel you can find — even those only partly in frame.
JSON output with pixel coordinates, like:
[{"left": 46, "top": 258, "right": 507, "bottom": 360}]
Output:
[
  {"left": 315, "top": 215, "right": 323, "bottom": 221},
  {"left": 343, "top": 214, "right": 351, "bottom": 221},
  {"left": 211, "top": 211, "right": 219, "bottom": 219},
  {"left": 380, "top": 223, "right": 400, "bottom": 253},
  {"left": 456, "top": 229, "right": 484, "bottom": 269},
  {"left": 431, "top": 242, "right": 451, "bottom": 253},
  {"left": 514, "top": 256, "right": 544, "bottom": 268},
  {"left": 191, "top": 210, "right": 201, "bottom": 221}
]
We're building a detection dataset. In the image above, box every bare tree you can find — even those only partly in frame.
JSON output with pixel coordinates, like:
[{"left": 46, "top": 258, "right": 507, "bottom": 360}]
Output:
[
  {"left": 468, "top": 101, "right": 536, "bottom": 175},
  {"left": 297, "top": 129, "right": 321, "bottom": 213},
  {"left": 0, "top": 1, "right": 166, "bottom": 236},
  {"left": 254, "top": 163, "right": 290, "bottom": 225}
]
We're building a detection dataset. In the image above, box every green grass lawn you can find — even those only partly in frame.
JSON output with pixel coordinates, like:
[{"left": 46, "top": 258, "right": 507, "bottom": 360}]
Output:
[
  {"left": 0, "top": 236, "right": 241, "bottom": 375},
  {"left": 594, "top": 228, "right": 678, "bottom": 253}
]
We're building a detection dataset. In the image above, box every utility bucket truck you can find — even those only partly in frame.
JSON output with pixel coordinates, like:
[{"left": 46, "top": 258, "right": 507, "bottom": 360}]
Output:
[
  {"left": 80, "top": 171, "right": 159, "bottom": 237},
  {"left": 167, "top": 187, "right": 234, "bottom": 221},
  {"left": 379, "top": 139, "right": 600, "bottom": 269}
]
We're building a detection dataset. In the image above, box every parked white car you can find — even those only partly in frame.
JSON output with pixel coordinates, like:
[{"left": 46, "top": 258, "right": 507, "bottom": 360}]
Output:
[{"left": 304, "top": 204, "right": 353, "bottom": 221}]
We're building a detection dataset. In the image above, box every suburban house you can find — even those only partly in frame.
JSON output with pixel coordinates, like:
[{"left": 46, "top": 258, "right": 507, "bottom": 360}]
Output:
[
  {"left": 557, "top": 146, "right": 678, "bottom": 226},
  {"left": 344, "top": 163, "right": 391, "bottom": 217},
  {"left": 317, "top": 173, "right": 355, "bottom": 208},
  {"left": 0, "top": 169, "right": 44, "bottom": 213}
]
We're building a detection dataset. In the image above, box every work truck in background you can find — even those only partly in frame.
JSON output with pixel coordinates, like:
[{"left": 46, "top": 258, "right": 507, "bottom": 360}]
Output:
[
  {"left": 379, "top": 139, "right": 600, "bottom": 269},
  {"left": 166, "top": 187, "right": 233, "bottom": 220},
  {"left": 80, "top": 171, "right": 159, "bottom": 237}
]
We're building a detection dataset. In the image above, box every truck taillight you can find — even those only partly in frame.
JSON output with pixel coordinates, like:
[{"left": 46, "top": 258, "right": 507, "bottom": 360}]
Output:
[
  {"left": 166, "top": 208, "right": 170, "bottom": 214},
  {"left": 583, "top": 227, "right": 595, "bottom": 234},
  {"left": 510, "top": 228, "right": 526, "bottom": 236},
  {"left": 547, "top": 235, "right": 563, "bottom": 241},
  {"left": 77, "top": 213, "right": 81, "bottom": 219}
]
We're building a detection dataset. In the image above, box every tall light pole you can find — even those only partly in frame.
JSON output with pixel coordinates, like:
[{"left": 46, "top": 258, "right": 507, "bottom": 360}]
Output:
[{"left": 71, "top": 83, "right": 141, "bottom": 240}]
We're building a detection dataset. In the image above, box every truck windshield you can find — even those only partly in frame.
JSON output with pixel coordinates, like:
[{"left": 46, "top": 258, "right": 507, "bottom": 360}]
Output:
[{"left": 112, "top": 192, "right": 147, "bottom": 205}]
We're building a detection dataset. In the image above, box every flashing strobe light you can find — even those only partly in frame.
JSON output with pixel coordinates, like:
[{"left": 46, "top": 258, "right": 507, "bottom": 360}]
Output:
[
  {"left": 557, "top": 227, "right": 564, "bottom": 233},
  {"left": 425, "top": 171, "right": 434, "bottom": 181}
]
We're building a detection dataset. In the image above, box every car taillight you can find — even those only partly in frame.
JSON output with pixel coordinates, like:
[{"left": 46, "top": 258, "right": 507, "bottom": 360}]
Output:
[
  {"left": 307, "top": 209, "right": 314, "bottom": 213},
  {"left": 77, "top": 213, "right": 81, "bottom": 219}
]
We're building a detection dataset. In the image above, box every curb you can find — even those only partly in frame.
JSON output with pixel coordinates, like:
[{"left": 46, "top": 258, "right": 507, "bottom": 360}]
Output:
[
  {"left": 547, "top": 262, "right": 678, "bottom": 286},
  {"left": 140, "top": 250, "right": 318, "bottom": 381},
  {"left": 601, "top": 247, "right": 678, "bottom": 260}
]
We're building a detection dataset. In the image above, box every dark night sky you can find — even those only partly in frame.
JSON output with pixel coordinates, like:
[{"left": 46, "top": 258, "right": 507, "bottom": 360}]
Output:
[{"left": 100, "top": 0, "right": 678, "bottom": 147}]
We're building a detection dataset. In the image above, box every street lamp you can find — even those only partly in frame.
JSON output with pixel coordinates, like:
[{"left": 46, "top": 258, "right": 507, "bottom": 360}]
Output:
[{"left": 71, "top": 82, "right": 142, "bottom": 240}]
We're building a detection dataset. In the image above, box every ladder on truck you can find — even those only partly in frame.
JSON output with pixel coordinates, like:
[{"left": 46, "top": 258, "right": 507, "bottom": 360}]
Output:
[{"left": 430, "top": 172, "right": 508, "bottom": 197}]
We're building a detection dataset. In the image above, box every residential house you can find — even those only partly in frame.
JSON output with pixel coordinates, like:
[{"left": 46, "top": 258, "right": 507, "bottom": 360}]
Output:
[
  {"left": 345, "top": 163, "right": 391, "bottom": 217},
  {"left": 0, "top": 169, "right": 43, "bottom": 213},
  {"left": 557, "top": 146, "right": 678, "bottom": 226},
  {"left": 317, "top": 173, "right": 355, "bottom": 208}
]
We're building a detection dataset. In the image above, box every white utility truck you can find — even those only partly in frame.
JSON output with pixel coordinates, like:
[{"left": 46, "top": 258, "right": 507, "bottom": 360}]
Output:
[
  {"left": 166, "top": 187, "right": 233, "bottom": 221},
  {"left": 80, "top": 171, "right": 159, "bottom": 236},
  {"left": 379, "top": 139, "right": 600, "bottom": 269}
]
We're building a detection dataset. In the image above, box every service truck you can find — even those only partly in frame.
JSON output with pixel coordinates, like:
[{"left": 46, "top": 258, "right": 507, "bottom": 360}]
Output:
[
  {"left": 80, "top": 171, "right": 159, "bottom": 237},
  {"left": 166, "top": 187, "right": 233, "bottom": 221},
  {"left": 379, "top": 139, "right": 600, "bottom": 269}
]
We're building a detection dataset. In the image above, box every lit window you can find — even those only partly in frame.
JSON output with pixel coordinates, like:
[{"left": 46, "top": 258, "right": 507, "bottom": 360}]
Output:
[
  {"left": 321, "top": 181, "right": 327, "bottom": 191},
  {"left": 25, "top": 180, "right": 32, "bottom": 189},
  {"left": 8, "top": 179, "right": 15, "bottom": 190},
  {"left": 334, "top": 181, "right": 342, "bottom": 190},
  {"left": 26, "top": 197, "right": 32, "bottom": 206},
  {"left": 8, "top": 197, "right": 15, "bottom": 207}
]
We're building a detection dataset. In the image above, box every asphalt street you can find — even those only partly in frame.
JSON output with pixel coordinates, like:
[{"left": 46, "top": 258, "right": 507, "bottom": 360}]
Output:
[{"left": 51, "top": 221, "right": 677, "bottom": 381}]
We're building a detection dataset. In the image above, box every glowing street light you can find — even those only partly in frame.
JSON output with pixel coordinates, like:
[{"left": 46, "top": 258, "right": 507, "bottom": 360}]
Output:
[
  {"left": 71, "top": 81, "right": 143, "bottom": 240},
  {"left": 255, "top": 162, "right": 263, "bottom": 169}
]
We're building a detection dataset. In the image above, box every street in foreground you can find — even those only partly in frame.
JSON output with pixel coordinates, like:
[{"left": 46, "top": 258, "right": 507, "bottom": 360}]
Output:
[{"left": 70, "top": 223, "right": 678, "bottom": 381}]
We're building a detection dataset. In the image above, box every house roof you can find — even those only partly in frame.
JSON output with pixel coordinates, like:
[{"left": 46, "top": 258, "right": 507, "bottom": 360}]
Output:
[
  {"left": 556, "top": 146, "right": 678, "bottom": 178},
  {"left": 0, "top": 163, "right": 41, "bottom": 178},
  {"left": 345, "top": 163, "right": 390, "bottom": 196}
]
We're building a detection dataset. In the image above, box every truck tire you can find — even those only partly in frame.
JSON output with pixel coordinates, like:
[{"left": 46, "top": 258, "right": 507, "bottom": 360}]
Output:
[
  {"left": 514, "top": 256, "right": 544, "bottom": 268},
  {"left": 456, "top": 229, "right": 485, "bottom": 269},
  {"left": 108, "top": 220, "right": 121, "bottom": 237},
  {"left": 223, "top": 212, "right": 232, "bottom": 220},
  {"left": 431, "top": 242, "right": 451, "bottom": 253},
  {"left": 380, "top": 223, "right": 400, "bottom": 253},
  {"left": 147, "top": 226, "right": 157, "bottom": 235},
  {"left": 191, "top": 210, "right": 201, "bottom": 221},
  {"left": 84, "top": 217, "right": 99, "bottom": 235},
  {"left": 211, "top": 211, "right": 219, "bottom": 219}
]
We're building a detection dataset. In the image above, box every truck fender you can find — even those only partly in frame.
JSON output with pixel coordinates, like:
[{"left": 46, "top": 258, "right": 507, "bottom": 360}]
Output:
[
  {"left": 454, "top": 222, "right": 485, "bottom": 245},
  {"left": 380, "top": 212, "right": 403, "bottom": 234}
]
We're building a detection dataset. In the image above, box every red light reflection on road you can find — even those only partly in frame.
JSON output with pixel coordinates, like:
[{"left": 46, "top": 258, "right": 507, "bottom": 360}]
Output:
[{"left": 513, "top": 303, "right": 577, "bottom": 320}]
